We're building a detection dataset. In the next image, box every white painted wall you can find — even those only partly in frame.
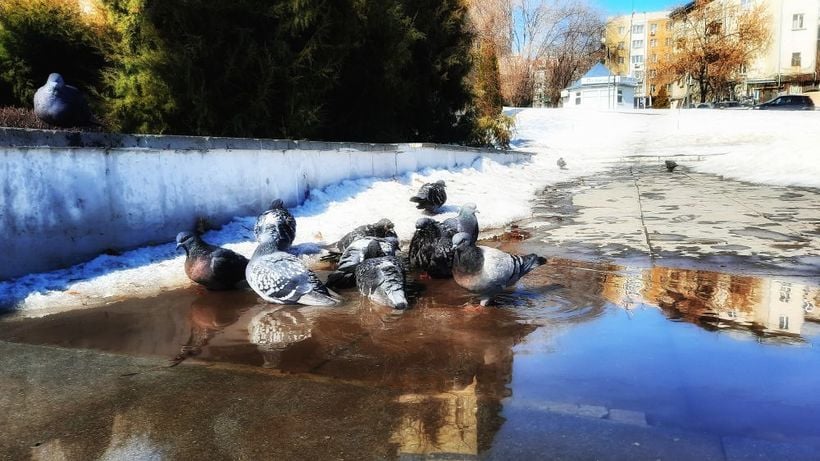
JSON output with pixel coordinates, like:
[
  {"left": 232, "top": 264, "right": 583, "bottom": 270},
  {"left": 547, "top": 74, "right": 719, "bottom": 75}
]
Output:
[{"left": 0, "top": 132, "right": 530, "bottom": 280}]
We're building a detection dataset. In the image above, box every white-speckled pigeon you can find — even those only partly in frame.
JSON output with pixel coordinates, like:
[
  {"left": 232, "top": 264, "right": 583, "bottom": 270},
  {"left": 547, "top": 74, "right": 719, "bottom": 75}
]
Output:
[
  {"left": 33, "top": 73, "right": 98, "bottom": 127},
  {"left": 451, "top": 232, "right": 546, "bottom": 306},
  {"left": 410, "top": 180, "right": 447, "bottom": 212},
  {"left": 355, "top": 255, "right": 409, "bottom": 309},
  {"left": 327, "top": 237, "right": 400, "bottom": 288},
  {"left": 246, "top": 233, "right": 340, "bottom": 306},
  {"left": 176, "top": 231, "right": 249, "bottom": 290},
  {"left": 557, "top": 157, "right": 567, "bottom": 169},
  {"left": 409, "top": 217, "right": 456, "bottom": 278},
  {"left": 254, "top": 199, "right": 296, "bottom": 250},
  {"left": 336, "top": 218, "right": 398, "bottom": 252},
  {"left": 665, "top": 160, "right": 678, "bottom": 172},
  {"left": 442, "top": 203, "right": 479, "bottom": 245}
]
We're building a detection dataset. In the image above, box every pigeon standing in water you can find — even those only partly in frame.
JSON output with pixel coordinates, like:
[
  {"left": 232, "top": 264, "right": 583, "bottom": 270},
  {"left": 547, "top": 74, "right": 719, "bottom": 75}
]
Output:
[
  {"left": 246, "top": 227, "right": 339, "bottom": 306},
  {"left": 176, "top": 231, "right": 249, "bottom": 290},
  {"left": 557, "top": 157, "right": 567, "bottom": 170},
  {"left": 442, "top": 203, "right": 479, "bottom": 244},
  {"left": 33, "top": 73, "right": 98, "bottom": 127},
  {"left": 355, "top": 255, "right": 409, "bottom": 310},
  {"left": 410, "top": 180, "right": 447, "bottom": 213},
  {"left": 409, "top": 217, "right": 457, "bottom": 278},
  {"left": 665, "top": 160, "right": 678, "bottom": 172},
  {"left": 327, "top": 237, "right": 400, "bottom": 288},
  {"left": 254, "top": 199, "right": 296, "bottom": 250},
  {"left": 336, "top": 218, "right": 398, "bottom": 252},
  {"left": 451, "top": 232, "right": 546, "bottom": 306}
]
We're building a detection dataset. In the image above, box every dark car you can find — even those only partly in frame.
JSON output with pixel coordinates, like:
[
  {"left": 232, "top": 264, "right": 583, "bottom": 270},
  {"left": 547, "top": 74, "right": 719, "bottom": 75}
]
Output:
[{"left": 754, "top": 95, "right": 815, "bottom": 110}]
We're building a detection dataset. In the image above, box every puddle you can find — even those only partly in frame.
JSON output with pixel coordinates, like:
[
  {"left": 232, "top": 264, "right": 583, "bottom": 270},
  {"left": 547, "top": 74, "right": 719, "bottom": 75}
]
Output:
[{"left": 1, "top": 256, "right": 819, "bottom": 458}]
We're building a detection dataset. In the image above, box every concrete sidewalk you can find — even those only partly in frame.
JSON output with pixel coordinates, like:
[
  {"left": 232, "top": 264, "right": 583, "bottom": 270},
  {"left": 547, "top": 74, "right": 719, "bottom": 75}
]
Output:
[{"left": 521, "top": 161, "right": 820, "bottom": 278}]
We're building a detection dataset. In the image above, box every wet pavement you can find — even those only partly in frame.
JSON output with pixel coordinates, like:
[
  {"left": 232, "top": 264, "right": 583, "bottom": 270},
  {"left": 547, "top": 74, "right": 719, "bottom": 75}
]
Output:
[{"left": 2, "top": 162, "right": 820, "bottom": 460}]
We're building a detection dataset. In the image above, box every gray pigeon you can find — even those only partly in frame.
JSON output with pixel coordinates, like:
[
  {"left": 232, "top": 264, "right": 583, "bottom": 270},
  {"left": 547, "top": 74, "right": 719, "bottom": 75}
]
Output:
[
  {"left": 254, "top": 199, "right": 296, "bottom": 250},
  {"left": 336, "top": 218, "right": 398, "bottom": 252},
  {"left": 557, "top": 157, "right": 567, "bottom": 169},
  {"left": 246, "top": 230, "right": 339, "bottom": 306},
  {"left": 665, "top": 160, "right": 678, "bottom": 172},
  {"left": 327, "top": 237, "right": 400, "bottom": 288},
  {"left": 410, "top": 180, "right": 447, "bottom": 213},
  {"left": 409, "top": 217, "right": 456, "bottom": 278},
  {"left": 442, "top": 203, "right": 479, "bottom": 244},
  {"left": 451, "top": 232, "right": 546, "bottom": 306},
  {"left": 33, "top": 73, "right": 98, "bottom": 127},
  {"left": 355, "top": 255, "right": 409, "bottom": 309},
  {"left": 176, "top": 231, "right": 249, "bottom": 290}
]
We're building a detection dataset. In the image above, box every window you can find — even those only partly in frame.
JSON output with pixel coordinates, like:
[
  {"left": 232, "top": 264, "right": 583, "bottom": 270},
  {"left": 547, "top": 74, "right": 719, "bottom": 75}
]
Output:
[
  {"left": 632, "top": 24, "right": 644, "bottom": 34},
  {"left": 618, "top": 41, "right": 624, "bottom": 49},
  {"left": 741, "top": 0, "right": 751, "bottom": 8},
  {"left": 779, "top": 316, "right": 790, "bottom": 330},
  {"left": 618, "top": 56, "right": 625, "bottom": 64},
  {"left": 650, "top": 23, "right": 658, "bottom": 34},
  {"left": 650, "top": 39, "right": 657, "bottom": 47},
  {"left": 792, "top": 52, "right": 801, "bottom": 66},
  {"left": 648, "top": 69, "right": 657, "bottom": 78},
  {"left": 618, "top": 26, "right": 625, "bottom": 34},
  {"left": 650, "top": 84, "right": 656, "bottom": 93},
  {"left": 666, "top": 21, "right": 672, "bottom": 31},
  {"left": 635, "top": 71, "right": 644, "bottom": 80},
  {"left": 666, "top": 37, "right": 673, "bottom": 46},
  {"left": 617, "top": 89, "right": 623, "bottom": 103},
  {"left": 793, "top": 13, "right": 804, "bottom": 30},
  {"left": 631, "top": 55, "right": 644, "bottom": 64},
  {"left": 650, "top": 53, "right": 658, "bottom": 63},
  {"left": 632, "top": 40, "right": 644, "bottom": 49},
  {"left": 575, "top": 92, "right": 581, "bottom": 105},
  {"left": 666, "top": 83, "right": 672, "bottom": 92},
  {"left": 707, "top": 21, "right": 722, "bottom": 35}
]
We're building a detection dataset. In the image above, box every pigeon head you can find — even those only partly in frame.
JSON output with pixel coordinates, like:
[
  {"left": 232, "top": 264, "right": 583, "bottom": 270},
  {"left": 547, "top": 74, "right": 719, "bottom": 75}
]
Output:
[
  {"left": 46, "top": 73, "right": 65, "bottom": 86},
  {"left": 415, "top": 217, "right": 436, "bottom": 230},
  {"left": 269, "top": 199, "right": 285, "bottom": 210},
  {"left": 459, "top": 203, "right": 478, "bottom": 216},
  {"left": 435, "top": 180, "right": 446, "bottom": 187},
  {"left": 375, "top": 218, "right": 394, "bottom": 231},
  {"left": 176, "top": 231, "right": 197, "bottom": 254},
  {"left": 363, "top": 239, "right": 385, "bottom": 259},
  {"left": 452, "top": 232, "right": 473, "bottom": 250}
]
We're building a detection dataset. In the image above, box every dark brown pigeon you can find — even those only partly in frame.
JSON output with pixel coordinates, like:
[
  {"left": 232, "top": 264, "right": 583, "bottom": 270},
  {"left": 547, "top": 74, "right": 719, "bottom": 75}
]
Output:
[{"left": 176, "top": 231, "right": 248, "bottom": 290}]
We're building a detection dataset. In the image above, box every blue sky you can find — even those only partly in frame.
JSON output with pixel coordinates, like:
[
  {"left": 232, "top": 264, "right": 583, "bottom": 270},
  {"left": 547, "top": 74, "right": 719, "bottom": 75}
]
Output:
[{"left": 594, "top": 0, "right": 684, "bottom": 15}]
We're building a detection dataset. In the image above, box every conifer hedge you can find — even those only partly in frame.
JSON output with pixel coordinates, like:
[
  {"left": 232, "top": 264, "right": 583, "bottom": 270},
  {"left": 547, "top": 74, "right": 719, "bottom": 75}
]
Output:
[{"left": 0, "top": 0, "right": 502, "bottom": 146}]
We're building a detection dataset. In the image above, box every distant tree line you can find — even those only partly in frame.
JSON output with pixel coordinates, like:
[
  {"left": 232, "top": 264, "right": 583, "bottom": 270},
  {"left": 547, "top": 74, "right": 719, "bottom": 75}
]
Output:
[{"left": 0, "top": 0, "right": 509, "bottom": 147}]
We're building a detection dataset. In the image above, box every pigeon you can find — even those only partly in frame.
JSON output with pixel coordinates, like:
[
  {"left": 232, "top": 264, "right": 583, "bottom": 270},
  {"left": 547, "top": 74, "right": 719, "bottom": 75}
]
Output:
[
  {"left": 410, "top": 180, "right": 447, "bottom": 213},
  {"left": 327, "top": 237, "right": 400, "bottom": 288},
  {"left": 442, "top": 203, "right": 479, "bottom": 245},
  {"left": 665, "top": 160, "right": 678, "bottom": 172},
  {"left": 33, "top": 73, "right": 98, "bottom": 128},
  {"left": 355, "top": 255, "right": 409, "bottom": 310},
  {"left": 336, "top": 218, "right": 398, "bottom": 252},
  {"left": 451, "top": 232, "right": 546, "bottom": 306},
  {"left": 254, "top": 199, "right": 296, "bottom": 250},
  {"left": 175, "top": 231, "right": 249, "bottom": 290},
  {"left": 408, "top": 217, "right": 457, "bottom": 278},
  {"left": 557, "top": 157, "right": 567, "bottom": 169},
  {"left": 246, "top": 229, "right": 340, "bottom": 306}
]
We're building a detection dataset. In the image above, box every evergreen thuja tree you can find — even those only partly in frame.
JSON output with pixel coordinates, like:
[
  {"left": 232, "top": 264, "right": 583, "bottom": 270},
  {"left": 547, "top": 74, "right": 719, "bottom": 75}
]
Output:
[{"left": 469, "top": 38, "right": 511, "bottom": 148}]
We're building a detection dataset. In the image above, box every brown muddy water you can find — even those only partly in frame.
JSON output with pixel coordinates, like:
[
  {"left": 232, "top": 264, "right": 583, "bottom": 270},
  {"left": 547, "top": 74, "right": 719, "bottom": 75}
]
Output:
[{"left": 1, "top": 242, "right": 819, "bottom": 459}]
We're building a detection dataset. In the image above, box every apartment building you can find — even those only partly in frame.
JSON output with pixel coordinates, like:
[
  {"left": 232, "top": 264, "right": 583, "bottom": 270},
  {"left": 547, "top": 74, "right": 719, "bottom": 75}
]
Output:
[{"left": 605, "top": 11, "right": 674, "bottom": 107}]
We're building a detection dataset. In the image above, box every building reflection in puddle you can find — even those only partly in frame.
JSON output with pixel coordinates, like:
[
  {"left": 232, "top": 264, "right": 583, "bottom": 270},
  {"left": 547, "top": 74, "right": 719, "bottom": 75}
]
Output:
[{"left": 599, "top": 265, "right": 819, "bottom": 342}]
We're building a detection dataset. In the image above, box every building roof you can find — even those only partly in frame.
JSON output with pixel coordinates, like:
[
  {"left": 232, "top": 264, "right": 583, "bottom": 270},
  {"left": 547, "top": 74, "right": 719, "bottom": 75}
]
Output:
[{"left": 583, "top": 63, "right": 614, "bottom": 78}]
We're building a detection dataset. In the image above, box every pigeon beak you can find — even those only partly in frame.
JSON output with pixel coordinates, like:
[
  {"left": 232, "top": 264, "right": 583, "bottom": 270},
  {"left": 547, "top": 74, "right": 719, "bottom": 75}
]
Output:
[{"left": 175, "top": 243, "right": 183, "bottom": 250}]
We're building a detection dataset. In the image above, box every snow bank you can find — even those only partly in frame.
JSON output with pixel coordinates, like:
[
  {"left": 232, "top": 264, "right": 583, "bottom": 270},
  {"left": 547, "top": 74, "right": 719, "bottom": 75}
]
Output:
[{"left": 2, "top": 108, "right": 818, "bottom": 314}]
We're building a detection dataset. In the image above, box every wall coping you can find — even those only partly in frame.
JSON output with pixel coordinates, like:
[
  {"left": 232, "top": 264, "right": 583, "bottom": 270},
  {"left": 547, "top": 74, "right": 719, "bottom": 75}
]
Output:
[{"left": 0, "top": 127, "right": 534, "bottom": 156}]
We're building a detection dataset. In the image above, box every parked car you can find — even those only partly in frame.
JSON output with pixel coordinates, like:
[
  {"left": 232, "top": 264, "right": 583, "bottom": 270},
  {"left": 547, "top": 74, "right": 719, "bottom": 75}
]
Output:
[
  {"left": 753, "top": 95, "right": 815, "bottom": 110},
  {"left": 695, "top": 102, "right": 713, "bottom": 109}
]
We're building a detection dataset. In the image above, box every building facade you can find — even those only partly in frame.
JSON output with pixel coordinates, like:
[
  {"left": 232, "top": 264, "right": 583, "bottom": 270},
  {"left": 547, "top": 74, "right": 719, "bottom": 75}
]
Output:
[{"left": 605, "top": 11, "right": 674, "bottom": 107}]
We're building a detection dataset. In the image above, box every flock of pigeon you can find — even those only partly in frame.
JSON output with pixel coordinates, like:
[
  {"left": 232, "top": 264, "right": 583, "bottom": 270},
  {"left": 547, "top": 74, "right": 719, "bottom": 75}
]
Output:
[{"left": 176, "top": 181, "right": 547, "bottom": 309}]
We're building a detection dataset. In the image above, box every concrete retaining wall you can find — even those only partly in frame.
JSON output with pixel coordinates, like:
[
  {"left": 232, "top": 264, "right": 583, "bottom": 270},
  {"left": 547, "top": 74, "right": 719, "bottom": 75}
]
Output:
[{"left": 0, "top": 128, "right": 531, "bottom": 280}]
